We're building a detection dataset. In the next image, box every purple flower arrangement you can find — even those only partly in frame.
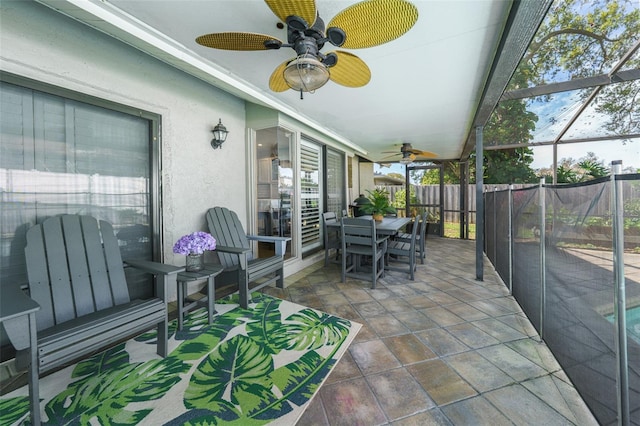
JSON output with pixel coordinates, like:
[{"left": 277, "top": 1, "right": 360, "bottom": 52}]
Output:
[{"left": 173, "top": 231, "right": 217, "bottom": 255}]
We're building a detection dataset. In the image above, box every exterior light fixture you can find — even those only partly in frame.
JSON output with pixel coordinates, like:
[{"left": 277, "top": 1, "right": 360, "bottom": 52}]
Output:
[
  {"left": 283, "top": 54, "right": 330, "bottom": 92},
  {"left": 210, "top": 119, "right": 229, "bottom": 149}
]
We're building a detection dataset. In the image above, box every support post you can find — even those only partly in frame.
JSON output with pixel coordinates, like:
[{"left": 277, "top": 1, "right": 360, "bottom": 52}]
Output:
[
  {"left": 611, "top": 160, "right": 629, "bottom": 426},
  {"left": 475, "top": 126, "right": 484, "bottom": 281},
  {"left": 508, "top": 184, "right": 514, "bottom": 294},
  {"left": 460, "top": 161, "right": 467, "bottom": 239},
  {"left": 539, "top": 178, "right": 546, "bottom": 338},
  {"left": 493, "top": 186, "right": 497, "bottom": 263}
]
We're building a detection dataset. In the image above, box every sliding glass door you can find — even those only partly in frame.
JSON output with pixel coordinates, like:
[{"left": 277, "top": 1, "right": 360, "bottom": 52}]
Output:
[
  {"left": 253, "top": 128, "right": 346, "bottom": 260},
  {"left": 255, "top": 127, "right": 293, "bottom": 259}
]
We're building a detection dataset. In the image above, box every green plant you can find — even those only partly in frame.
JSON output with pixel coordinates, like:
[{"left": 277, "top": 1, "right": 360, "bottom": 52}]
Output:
[
  {"left": 391, "top": 187, "right": 418, "bottom": 210},
  {"left": 360, "top": 189, "right": 396, "bottom": 216}
]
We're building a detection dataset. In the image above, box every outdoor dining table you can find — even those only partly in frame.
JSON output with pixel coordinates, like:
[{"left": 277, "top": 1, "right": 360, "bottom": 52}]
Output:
[{"left": 326, "top": 215, "right": 412, "bottom": 236}]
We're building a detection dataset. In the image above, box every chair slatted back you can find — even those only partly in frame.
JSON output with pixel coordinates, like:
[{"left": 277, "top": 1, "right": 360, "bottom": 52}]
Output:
[
  {"left": 25, "top": 215, "right": 130, "bottom": 331},
  {"left": 419, "top": 212, "right": 428, "bottom": 241},
  {"left": 206, "top": 207, "right": 250, "bottom": 269},
  {"left": 322, "top": 212, "right": 339, "bottom": 246},
  {"left": 341, "top": 217, "right": 377, "bottom": 248}
]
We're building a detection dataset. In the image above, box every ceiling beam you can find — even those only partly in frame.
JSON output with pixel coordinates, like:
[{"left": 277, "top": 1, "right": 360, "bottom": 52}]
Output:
[
  {"left": 483, "top": 134, "right": 640, "bottom": 150},
  {"left": 501, "top": 69, "right": 640, "bottom": 101}
]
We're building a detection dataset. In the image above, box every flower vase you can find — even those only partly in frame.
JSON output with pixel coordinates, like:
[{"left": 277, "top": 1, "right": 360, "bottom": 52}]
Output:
[{"left": 186, "top": 253, "right": 204, "bottom": 272}]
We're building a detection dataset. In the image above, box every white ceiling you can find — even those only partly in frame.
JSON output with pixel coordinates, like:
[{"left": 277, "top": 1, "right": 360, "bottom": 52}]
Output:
[{"left": 36, "top": 0, "right": 514, "bottom": 162}]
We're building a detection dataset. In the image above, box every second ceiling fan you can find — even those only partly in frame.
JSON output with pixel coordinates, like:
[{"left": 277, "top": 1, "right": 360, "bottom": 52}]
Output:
[
  {"left": 382, "top": 143, "right": 438, "bottom": 164},
  {"left": 195, "top": 0, "right": 418, "bottom": 96}
]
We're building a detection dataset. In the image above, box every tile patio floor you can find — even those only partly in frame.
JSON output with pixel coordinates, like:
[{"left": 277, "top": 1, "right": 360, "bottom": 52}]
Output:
[{"left": 263, "top": 236, "right": 599, "bottom": 426}]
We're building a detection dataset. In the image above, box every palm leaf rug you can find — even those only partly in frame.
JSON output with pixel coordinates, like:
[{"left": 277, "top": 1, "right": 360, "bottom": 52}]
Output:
[{"left": 1, "top": 293, "right": 361, "bottom": 425}]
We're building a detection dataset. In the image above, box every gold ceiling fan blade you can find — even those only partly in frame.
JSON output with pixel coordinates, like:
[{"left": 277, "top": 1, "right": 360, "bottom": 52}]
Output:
[
  {"left": 381, "top": 143, "right": 414, "bottom": 154},
  {"left": 327, "top": 0, "right": 418, "bottom": 49},
  {"left": 196, "top": 32, "right": 282, "bottom": 50},
  {"left": 269, "top": 60, "right": 291, "bottom": 92},
  {"left": 265, "top": 0, "right": 317, "bottom": 28},
  {"left": 382, "top": 153, "right": 401, "bottom": 160},
  {"left": 408, "top": 148, "right": 438, "bottom": 158},
  {"left": 328, "top": 51, "right": 371, "bottom": 87}
]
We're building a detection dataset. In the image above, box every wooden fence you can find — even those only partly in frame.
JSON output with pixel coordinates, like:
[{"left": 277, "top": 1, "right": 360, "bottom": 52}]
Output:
[{"left": 378, "top": 184, "right": 536, "bottom": 224}]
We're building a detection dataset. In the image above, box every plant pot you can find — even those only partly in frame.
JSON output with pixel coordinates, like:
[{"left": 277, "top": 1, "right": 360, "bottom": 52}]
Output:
[
  {"left": 427, "top": 222, "right": 441, "bottom": 235},
  {"left": 373, "top": 214, "right": 384, "bottom": 222}
]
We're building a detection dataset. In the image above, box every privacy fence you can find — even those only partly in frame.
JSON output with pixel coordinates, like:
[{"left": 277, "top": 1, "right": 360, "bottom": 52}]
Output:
[
  {"left": 485, "top": 170, "right": 640, "bottom": 425},
  {"left": 380, "top": 184, "right": 534, "bottom": 224}
]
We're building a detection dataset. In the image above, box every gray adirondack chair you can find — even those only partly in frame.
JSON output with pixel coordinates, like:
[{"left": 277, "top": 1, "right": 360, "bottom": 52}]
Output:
[
  {"left": 206, "top": 207, "right": 290, "bottom": 308},
  {"left": 0, "top": 214, "right": 182, "bottom": 426}
]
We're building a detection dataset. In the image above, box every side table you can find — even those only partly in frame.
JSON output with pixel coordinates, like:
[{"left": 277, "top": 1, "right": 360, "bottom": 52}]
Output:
[
  {"left": 176, "top": 264, "right": 224, "bottom": 330},
  {"left": 1, "top": 284, "right": 41, "bottom": 425}
]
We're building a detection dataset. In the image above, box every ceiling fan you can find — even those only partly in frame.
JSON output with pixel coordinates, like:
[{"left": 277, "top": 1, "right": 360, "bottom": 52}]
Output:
[
  {"left": 195, "top": 0, "right": 418, "bottom": 97},
  {"left": 382, "top": 143, "right": 438, "bottom": 164}
]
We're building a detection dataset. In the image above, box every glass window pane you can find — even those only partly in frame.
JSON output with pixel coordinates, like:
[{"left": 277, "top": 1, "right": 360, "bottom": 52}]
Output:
[
  {"left": 326, "top": 148, "right": 345, "bottom": 216},
  {"left": 0, "top": 82, "right": 152, "bottom": 291},
  {"left": 300, "top": 139, "right": 322, "bottom": 253}
]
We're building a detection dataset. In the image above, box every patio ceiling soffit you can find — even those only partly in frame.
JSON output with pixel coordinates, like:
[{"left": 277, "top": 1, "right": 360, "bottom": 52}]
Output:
[{"left": 33, "top": 0, "right": 369, "bottom": 156}]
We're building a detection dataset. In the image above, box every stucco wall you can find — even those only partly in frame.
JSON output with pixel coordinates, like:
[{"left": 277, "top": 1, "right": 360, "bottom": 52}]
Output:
[{"left": 1, "top": 0, "right": 246, "bottom": 276}]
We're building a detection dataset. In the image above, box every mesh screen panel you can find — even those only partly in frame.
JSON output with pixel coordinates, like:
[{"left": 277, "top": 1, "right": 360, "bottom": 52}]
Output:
[
  {"left": 486, "top": 175, "right": 640, "bottom": 424},
  {"left": 545, "top": 180, "right": 617, "bottom": 424},
  {"left": 512, "top": 186, "right": 542, "bottom": 332},
  {"left": 620, "top": 175, "right": 640, "bottom": 423},
  {"left": 494, "top": 190, "right": 511, "bottom": 285},
  {"left": 485, "top": 191, "right": 496, "bottom": 265}
]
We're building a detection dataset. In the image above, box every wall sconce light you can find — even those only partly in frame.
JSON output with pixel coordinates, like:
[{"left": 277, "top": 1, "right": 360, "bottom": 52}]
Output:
[{"left": 210, "top": 119, "right": 229, "bottom": 149}]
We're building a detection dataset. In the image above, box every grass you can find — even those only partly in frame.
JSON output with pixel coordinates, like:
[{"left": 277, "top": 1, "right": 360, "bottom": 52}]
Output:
[{"left": 443, "top": 222, "right": 476, "bottom": 240}]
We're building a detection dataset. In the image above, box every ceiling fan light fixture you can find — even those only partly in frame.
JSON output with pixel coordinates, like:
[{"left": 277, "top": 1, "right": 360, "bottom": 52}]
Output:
[
  {"left": 283, "top": 54, "right": 330, "bottom": 92},
  {"left": 399, "top": 152, "right": 415, "bottom": 164}
]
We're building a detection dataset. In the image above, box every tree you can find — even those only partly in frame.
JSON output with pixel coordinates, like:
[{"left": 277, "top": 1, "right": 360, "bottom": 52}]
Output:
[
  {"left": 418, "top": 165, "right": 460, "bottom": 185},
  {"left": 478, "top": 67, "right": 539, "bottom": 184},
  {"left": 387, "top": 172, "right": 405, "bottom": 181},
  {"left": 539, "top": 152, "right": 610, "bottom": 183},
  {"left": 514, "top": 0, "right": 640, "bottom": 136}
]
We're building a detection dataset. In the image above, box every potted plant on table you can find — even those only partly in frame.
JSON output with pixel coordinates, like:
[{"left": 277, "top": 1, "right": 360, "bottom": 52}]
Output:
[{"left": 360, "top": 188, "right": 396, "bottom": 222}]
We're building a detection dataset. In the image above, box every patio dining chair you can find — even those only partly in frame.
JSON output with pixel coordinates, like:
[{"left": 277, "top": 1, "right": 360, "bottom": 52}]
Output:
[
  {"left": 341, "top": 217, "right": 388, "bottom": 289},
  {"left": 396, "top": 211, "right": 428, "bottom": 264},
  {"left": 322, "top": 211, "right": 341, "bottom": 266},
  {"left": 386, "top": 213, "right": 419, "bottom": 280}
]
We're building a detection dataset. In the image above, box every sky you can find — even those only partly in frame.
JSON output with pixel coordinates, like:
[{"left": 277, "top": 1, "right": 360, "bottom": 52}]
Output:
[{"left": 530, "top": 139, "right": 640, "bottom": 171}]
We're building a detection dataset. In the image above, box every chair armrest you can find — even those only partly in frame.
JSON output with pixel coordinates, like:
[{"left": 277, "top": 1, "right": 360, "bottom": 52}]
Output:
[
  {"left": 124, "top": 259, "right": 184, "bottom": 276},
  {"left": 124, "top": 260, "right": 184, "bottom": 304},
  {"left": 247, "top": 235, "right": 290, "bottom": 257},
  {"left": 1, "top": 284, "right": 40, "bottom": 351},
  {"left": 0, "top": 284, "right": 40, "bottom": 322},
  {"left": 375, "top": 236, "right": 389, "bottom": 244},
  {"left": 215, "top": 245, "right": 252, "bottom": 255},
  {"left": 247, "top": 235, "right": 290, "bottom": 243},
  {"left": 215, "top": 245, "right": 251, "bottom": 270}
]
